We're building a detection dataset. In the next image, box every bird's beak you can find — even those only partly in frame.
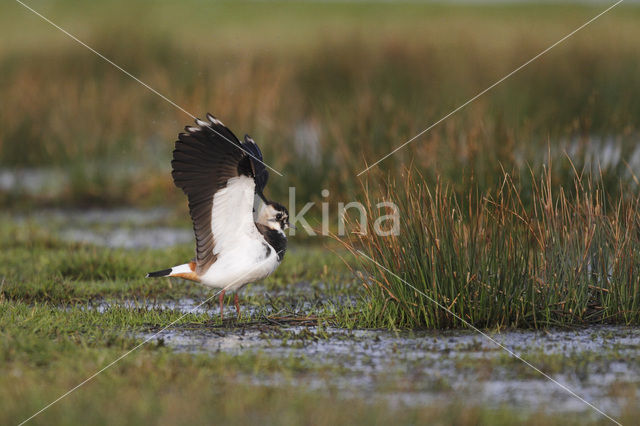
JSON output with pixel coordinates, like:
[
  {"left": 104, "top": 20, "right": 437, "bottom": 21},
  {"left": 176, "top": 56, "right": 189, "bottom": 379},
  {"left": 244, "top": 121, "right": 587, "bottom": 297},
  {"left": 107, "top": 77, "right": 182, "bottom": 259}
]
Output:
[{"left": 287, "top": 222, "right": 296, "bottom": 230}]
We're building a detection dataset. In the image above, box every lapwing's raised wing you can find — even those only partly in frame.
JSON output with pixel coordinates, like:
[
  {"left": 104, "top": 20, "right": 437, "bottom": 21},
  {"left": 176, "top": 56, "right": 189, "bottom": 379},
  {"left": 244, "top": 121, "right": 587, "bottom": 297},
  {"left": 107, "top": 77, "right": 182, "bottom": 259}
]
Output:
[
  {"left": 171, "top": 114, "right": 256, "bottom": 275},
  {"left": 147, "top": 114, "right": 290, "bottom": 320}
]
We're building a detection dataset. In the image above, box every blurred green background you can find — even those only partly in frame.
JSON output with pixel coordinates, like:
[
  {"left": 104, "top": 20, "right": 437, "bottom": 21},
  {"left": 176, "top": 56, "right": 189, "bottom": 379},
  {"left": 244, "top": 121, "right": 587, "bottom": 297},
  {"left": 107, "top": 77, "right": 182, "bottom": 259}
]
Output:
[{"left": 1, "top": 0, "right": 639, "bottom": 208}]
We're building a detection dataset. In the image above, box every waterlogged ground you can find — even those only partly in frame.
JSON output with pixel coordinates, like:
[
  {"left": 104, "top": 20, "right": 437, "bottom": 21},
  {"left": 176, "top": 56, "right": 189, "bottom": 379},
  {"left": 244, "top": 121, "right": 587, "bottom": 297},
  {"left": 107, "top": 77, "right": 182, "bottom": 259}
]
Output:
[
  {"left": 2, "top": 208, "right": 640, "bottom": 424},
  {"left": 131, "top": 302, "right": 640, "bottom": 418}
]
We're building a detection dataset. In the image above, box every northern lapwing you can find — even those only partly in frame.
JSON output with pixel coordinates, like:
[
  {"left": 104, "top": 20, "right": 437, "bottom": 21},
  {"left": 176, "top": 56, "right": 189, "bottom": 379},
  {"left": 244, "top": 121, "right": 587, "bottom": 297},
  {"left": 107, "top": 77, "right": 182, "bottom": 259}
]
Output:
[{"left": 147, "top": 114, "right": 290, "bottom": 320}]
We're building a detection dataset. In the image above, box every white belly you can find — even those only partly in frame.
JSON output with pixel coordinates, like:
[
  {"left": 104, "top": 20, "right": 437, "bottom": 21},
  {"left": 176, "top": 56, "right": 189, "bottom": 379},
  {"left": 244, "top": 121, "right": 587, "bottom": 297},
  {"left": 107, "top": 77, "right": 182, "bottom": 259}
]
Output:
[{"left": 198, "top": 238, "right": 281, "bottom": 291}]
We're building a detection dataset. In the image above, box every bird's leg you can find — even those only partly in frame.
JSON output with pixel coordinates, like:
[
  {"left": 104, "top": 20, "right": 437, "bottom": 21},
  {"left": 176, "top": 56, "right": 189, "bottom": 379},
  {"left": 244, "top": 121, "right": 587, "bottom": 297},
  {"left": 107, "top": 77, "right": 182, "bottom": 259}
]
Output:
[
  {"left": 234, "top": 293, "right": 241, "bottom": 319},
  {"left": 219, "top": 290, "right": 225, "bottom": 321}
]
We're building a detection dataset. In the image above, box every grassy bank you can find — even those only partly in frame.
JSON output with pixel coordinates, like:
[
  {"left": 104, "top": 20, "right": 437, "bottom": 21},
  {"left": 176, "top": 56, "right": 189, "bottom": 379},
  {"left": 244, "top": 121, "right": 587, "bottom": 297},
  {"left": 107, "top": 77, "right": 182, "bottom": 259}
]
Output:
[
  {"left": 0, "top": 214, "right": 353, "bottom": 306},
  {"left": 1, "top": 217, "right": 639, "bottom": 424},
  {"left": 1, "top": 1, "right": 639, "bottom": 206},
  {"left": 342, "top": 166, "right": 640, "bottom": 329}
]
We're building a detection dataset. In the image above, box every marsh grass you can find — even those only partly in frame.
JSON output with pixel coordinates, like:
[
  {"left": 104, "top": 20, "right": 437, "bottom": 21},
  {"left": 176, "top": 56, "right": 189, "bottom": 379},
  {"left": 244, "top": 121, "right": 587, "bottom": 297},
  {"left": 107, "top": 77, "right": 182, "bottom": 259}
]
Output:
[
  {"left": 2, "top": 195, "right": 640, "bottom": 424},
  {"left": 0, "top": 218, "right": 552, "bottom": 425},
  {"left": 341, "top": 165, "right": 640, "bottom": 329}
]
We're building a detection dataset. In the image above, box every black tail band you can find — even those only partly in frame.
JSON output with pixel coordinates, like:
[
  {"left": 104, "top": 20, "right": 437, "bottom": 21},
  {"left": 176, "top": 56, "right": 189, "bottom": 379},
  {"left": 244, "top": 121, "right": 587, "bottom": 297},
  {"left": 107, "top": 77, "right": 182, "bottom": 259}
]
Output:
[{"left": 146, "top": 268, "right": 172, "bottom": 278}]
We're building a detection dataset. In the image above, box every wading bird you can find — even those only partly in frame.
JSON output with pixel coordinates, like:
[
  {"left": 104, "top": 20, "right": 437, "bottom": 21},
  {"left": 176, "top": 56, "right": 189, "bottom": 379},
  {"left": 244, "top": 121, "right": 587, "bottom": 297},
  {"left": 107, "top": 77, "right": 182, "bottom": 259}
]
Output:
[{"left": 147, "top": 114, "right": 290, "bottom": 320}]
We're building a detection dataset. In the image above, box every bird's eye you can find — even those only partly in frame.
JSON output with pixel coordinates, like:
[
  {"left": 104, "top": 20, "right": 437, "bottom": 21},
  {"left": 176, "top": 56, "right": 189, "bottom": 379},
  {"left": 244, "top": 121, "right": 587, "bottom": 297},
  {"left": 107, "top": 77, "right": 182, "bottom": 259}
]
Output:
[{"left": 276, "top": 213, "right": 283, "bottom": 220}]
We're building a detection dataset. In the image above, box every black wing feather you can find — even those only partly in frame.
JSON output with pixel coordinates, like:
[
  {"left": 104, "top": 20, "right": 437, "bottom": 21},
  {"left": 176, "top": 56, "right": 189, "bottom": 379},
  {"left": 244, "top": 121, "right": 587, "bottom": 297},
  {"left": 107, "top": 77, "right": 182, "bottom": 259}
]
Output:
[
  {"left": 243, "top": 134, "right": 269, "bottom": 201},
  {"left": 172, "top": 115, "right": 253, "bottom": 274}
]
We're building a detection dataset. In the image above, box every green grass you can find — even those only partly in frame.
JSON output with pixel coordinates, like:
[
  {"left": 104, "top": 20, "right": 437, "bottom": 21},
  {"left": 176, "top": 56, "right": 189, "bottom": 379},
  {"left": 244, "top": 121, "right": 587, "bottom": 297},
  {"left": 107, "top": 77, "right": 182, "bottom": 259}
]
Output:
[
  {"left": 0, "top": 214, "right": 355, "bottom": 308},
  {"left": 5, "top": 218, "right": 632, "bottom": 425},
  {"left": 341, "top": 165, "right": 640, "bottom": 329}
]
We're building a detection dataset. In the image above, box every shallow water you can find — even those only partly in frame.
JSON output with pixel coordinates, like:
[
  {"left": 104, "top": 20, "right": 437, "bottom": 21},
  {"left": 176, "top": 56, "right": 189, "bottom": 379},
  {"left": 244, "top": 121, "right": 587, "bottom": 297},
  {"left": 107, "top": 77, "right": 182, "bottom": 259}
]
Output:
[
  {"left": 135, "top": 300, "right": 640, "bottom": 418},
  {"left": 0, "top": 168, "right": 67, "bottom": 197},
  {"left": 59, "top": 226, "right": 192, "bottom": 249},
  {"left": 95, "top": 281, "right": 358, "bottom": 319},
  {"left": 29, "top": 207, "right": 172, "bottom": 225},
  {"left": 14, "top": 207, "right": 193, "bottom": 249}
]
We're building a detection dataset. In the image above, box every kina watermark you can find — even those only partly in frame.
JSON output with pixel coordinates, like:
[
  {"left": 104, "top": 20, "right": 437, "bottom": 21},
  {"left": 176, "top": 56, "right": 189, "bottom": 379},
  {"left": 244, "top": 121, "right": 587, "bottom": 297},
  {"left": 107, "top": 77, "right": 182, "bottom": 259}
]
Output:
[{"left": 286, "top": 187, "right": 400, "bottom": 237}]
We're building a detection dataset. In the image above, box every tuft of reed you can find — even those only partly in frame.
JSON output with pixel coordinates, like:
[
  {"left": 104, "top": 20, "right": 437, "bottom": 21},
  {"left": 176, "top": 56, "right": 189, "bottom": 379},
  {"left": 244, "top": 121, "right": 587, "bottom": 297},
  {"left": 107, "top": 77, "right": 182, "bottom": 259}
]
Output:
[{"left": 340, "top": 166, "right": 640, "bottom": 329}]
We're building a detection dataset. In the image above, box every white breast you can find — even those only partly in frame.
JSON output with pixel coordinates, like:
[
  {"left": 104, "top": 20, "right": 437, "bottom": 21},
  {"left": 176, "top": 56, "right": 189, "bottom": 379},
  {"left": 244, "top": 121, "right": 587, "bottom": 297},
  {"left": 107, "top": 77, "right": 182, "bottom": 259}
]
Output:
[
  {"left": 198, "top": 173, "right": 282, "bottom": 291},
  {"left": 199, "top": 241, "right": 280, "bottom": 291}
]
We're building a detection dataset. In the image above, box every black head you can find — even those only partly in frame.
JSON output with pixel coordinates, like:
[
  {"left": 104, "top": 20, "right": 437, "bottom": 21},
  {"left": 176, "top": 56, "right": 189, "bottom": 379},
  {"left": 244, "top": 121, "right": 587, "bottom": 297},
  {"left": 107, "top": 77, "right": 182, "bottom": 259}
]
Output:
[{"left": 266, "top": 201, "right": 290, "bottom": 231}]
